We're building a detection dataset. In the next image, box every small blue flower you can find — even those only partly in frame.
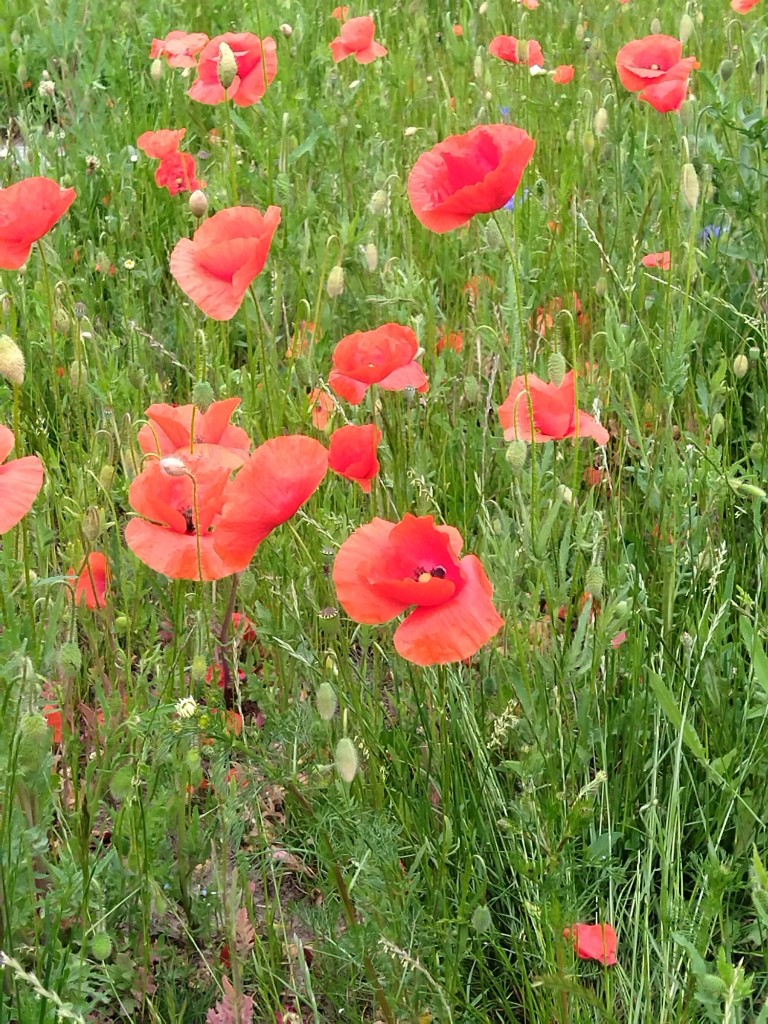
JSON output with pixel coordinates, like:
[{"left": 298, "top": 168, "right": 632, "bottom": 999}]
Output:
[
  {"left": 699, "top": 224, "right": 727, "bottom": 244},
  {"left": 504, "top": 187, "right": 530, "bottom": 212},
  {"left": 499, "top": 105, "right": 510, "bottom": 121}
]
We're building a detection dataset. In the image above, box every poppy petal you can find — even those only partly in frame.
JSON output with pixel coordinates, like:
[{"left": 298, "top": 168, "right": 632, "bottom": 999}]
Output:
[
  {"left": 393, "top": 555, "right": 504, "bottom": 665},
  {"left": 334, "top": 518, "right": 411, "bottom": 623},
  {"left": 0, "top": 455, "right": 45, "bottom": 534},
  {"left": 125, "top": 520, "right": 230, "bottom": 581}
]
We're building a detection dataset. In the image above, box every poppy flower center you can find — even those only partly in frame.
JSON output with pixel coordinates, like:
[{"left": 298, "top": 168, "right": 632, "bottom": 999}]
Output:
[
  {"left": 650, "top": 63, "right": 660, "bottom": 70},
  {"left": 181, "top": 506, "right": 196, "bottom": 533},
  {"left": 415, "top": 565, "right": 447, "bottom": 582}
]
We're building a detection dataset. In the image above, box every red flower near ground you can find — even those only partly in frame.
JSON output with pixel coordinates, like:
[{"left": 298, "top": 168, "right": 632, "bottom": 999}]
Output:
[
  {"left": 308, "top": 388, "right": 335, "bottom": 430},
  {"left": 328, "top": 424, "right": 382, "bottom": 492},
  {"left": 334, "top": 514, "right": 504, "bottom": 666},
  {"left": 0, "top": 426, "right": 44, "bottom": 533},
  {"left": 68, "top": 552, "right": 111, "bottom": 610},
  {"left": 408, "top": 124, "right": 535, "bottom": 233},
  {"left": 489, "top": 36, "right": 544, "bottom": 66},
  {"left": 138, "top": 397, "right": 251, "bottom": 469},
  {"left": 330, "top": 16, "right": 387, "bottom": 64},
  {"left": 553, "top": 65, "right": 575, "bottom": 84},
  {"left": 0, "top": 177, "right": 76, "bottom": 269},
  {"left": 188, "top": 33, "right": 278, "bottom": 106},
  {"left": 44, "top": 706, "right": 63, "bottom": 743},
  {"left": 732, "top": 0, "right": 761, "bottom": 11},
  {"left": 564, "top": 924, "right": 618, "bottom": 966},
  {"left": 499, "top": 371, "right": 609, "bottom": 445},
  {"left": 616, "top": 36, "right": 698, "bottom": 113},
  {"left": 641, "top": 250, "right": 671, "bottom": 270},
  {"left": 436, "top": 331, "right": 464, "bottom": 355},
  {"left": 214, "top": 436, "right": 329, "bottom": 572},
  {"left": 170, "top": 205, "right": 281, "bottom": 320},
  {"left": 126, "top": 455, "right": 238, "bottom": 581},
  {"left": 329, "top": 324, "right": 429, "bottom": 405},
  {"left": 332, "top": 5, "right": 350, "bottom": 19},
  {"left": 150, "top": 31, "right": 209, "bottom": 67},
  {"left": 138, "top": 129, "right": 204, "bottom": 195}
]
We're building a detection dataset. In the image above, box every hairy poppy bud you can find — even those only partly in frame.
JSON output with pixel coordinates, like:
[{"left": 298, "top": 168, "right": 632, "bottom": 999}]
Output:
[
  {"left": 274, "top": 172, "right": 291, "bottom": 204},
  {"left": 556, "top": 484, "right": 574, "bottom": 506},
  {"left": 190, "top": 655, "right": 208, "bottom": 683},
  {"left": 363, "top": 242, "right": 378, "bottom": 272},
  {"left": 53, "top": 307, "right": 71, "bottom": 335},
  {"left": 585, "top": 564, "right": 604, "bottom": 599},
  {"left": 479, "top": 0, "right": 488, "bottom": 12},
  {"left": 548, "top": 351, "right": 567, "bottom": 386},
  {"left": 90, "top": 933, "right": 113, "bottom": 961},
  {"left": 463, "top": 375, "right": 480, "bottom": 404},
  {"left": 150, "top": 58, "right": 164, "bottom": 82},
  {"left": 472, "top": 904, "right": 493, "bottom": 933},
  {"left": 594, "top": 107, "right": 609, "bottom": 138},
  {"left": 650, "top": 18, "right": 662, "bottom": 34},
  {"left": 369, "top": 189, "right": 388, "bottom": 216},
  {"left": 582, "top": 129, "right": 595, "bottom": 155},
  {"left": 280, "top": 23, "right": 293, "bottom": 38},
  {"left": 733, "top": 354, "right": 749, "bottom": 379},
  {"left": 82, "top": 505, "right": 103, "bottom": 542},
  {"left": 335, "top": 737, "right": 358, "bottom": 782},
  {"left": 711, "top": 412, "right": 725, "bottom": 439},
  {"left": 188, "top": 190, "right": 208, "bottom": 218},
  {"left": 192, "top": 380, "right": 215, "bottom": 412},
  {"left": 566, "top": 123, "right": 576, "bottom": 145},
  {"left": 506, "top": 440, "right": 527, "bottom": 471},
  {"left": 59, "top": 641, "right": 82, "bottom": 675},
  {"left": 681, "top": 163, "right": 699, "bottom": 210},
  {"left": 751, "top": 442, "right": 763, "bottom": 460},
  {"left": 98, "top": 465, "right": 116, "bottom": 491},
  {"left": 217, "top": 42, "right": 238, "bottom": 90},
  {"left": 69, "top": 360, "right": 88, "bottom": 392},
  {"left": 574, "top": 24, "right": 585, "bottom": 42},
  {"left": 327, "top": 265, "right": 345, "bottom": 298},
  {"left": 595, "top": 276, "right": 608, "bottom": 298},
  {"left": 160, "top": 456, "right": 188, "bottom": 477},
  {"left": 679, "top": 13, "right": 694, "bottom": 45},
  {"left": 316, "top": 681, "right": 338, "bottom": 721},
  {"left": 0, "top": 335, "right": 25, "bottom": 385},
  {"left": 473, "top": 55, "right": 483, "bottom": 79},
  {"left": 717, "top": 59, "right": 733, "bottom": 82},
  {"left": 485, "top": 219, "right": 503, "bottom": 250}
]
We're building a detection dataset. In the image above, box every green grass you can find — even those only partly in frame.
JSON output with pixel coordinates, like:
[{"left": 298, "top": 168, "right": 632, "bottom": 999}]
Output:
[{"left": 1, "top": 0, "right": 768, "bottom": 1021}]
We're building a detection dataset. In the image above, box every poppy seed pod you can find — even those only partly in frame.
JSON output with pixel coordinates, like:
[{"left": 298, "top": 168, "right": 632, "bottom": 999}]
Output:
[
  {"left": 327, "top": 265, "right": 345, "bottom": 298},
  {"left": 733, "top": 354, "right": 749, "bottom": 379},
  {"left": 192, "top": 380, "right": 215, "bottom": 412},
  {"left": 217, "top": 42, "right": 238, "bottom": 89},
  {"left": 188, "top": 189, "right": 208, "bottom": 218},
  {"left": 681, "top": 163, "right": 699, "bottom": 209},
  {"left": 679, "top": 14, "right": 694, "bottom": 44},
  {"left": 335, "top": 737, "right": 358, "bottom": 782},
  {"left": 749, "top": 346, "right": 760, "bottom": 362},
  {"left": 0, "top": 335, "right": 25, "bottom": 385},
  {"left": 548, "top": 352, "right": 567, "bottom": 386}
]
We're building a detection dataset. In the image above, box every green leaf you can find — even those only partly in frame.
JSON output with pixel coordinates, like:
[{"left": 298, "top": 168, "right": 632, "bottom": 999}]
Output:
[{"left": 648, "top": 671, "right": 708, "bottom": 763}]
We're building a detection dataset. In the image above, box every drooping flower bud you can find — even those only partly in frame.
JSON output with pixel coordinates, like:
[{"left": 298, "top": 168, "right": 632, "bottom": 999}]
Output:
[
  {"left": 679, "top": 13, "right": 694, "bottom": 45},
  {"left": 719, "top": 59, "right": 734, "bottom": 82},
  {"left": 192, "top": 380, "right": 215, "bottom": 413},
  {"left": 548, "top": 351, "right": 567, "bottom": 386},
  {"left": 150, "top": 58, "right": 164, "bottom": 82},
  {"left": 368, "top": 189, "right": 388, "bottom": 216},
  {"left": 316, "top": 682, "right": 338, "bottom": 721},
  {"left": 363, "top": 243, "right": 378, "bottom": 272},
  {"left": 585, "top": 564, "right": 605, "bottom": 599},
  {"left": 733, "top": 354, "right": 749, "bottom": 379},
  {"left": 280, "top": 23, "right": 293, "bottom": 38},
  {"left": 680, "top": 163, "right": 699, "bottom": 210},
  {"left": 217, "top": 42, "right": 238, "bottom": 90},
  {"left": 0, "top": 335, "right": 25, "bottom": 385},
  {"left": 188, "top": 190, "right": 208, "bottom": 218},
  {"left": 506, "top": 440, "right": 528, "bottom": 472},
  {"left": 335, "top": 737, "right": 359, "bottom": 782},
  {"left": 650, "top": 18, "right": 662, "bottom": 34},
  {"left": 593, "top": 107, "right": 609, "bottom": 138},
  {"left": 327, "top": 265, "right": 345, "bottom": 298}
]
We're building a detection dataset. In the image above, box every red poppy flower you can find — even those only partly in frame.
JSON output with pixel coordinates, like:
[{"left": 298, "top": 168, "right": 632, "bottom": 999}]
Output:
[
  {"left": 170, "top": 205, "right": 281, "bottom": 320},
  {"left": 137, "top": 129, "right": 186, "bottom": 159},
  {"left": 308, "top": 388, "right": 335, "bottom": 431},
  {"left": 329, "top": 324, "right": 429, "bottom": 405},
  {"left": 138, "top": 397, "right": 251, "bottom": 469},
  {"left": 498, "top": 371, "right": 609, "bottom": 445},
  {"left": 44, "top": 706, "right": 63, "bottom": 743},
  {"left": 286, "top": 320, "right": 316, "bottom": 359},
  {"left": 328, "top": 424, "right": 382, "bottom": 492},
  {"left": 489, "top": 36, "right": 544, "bottom": 66},
  {"left": 534, "top": 292, "right": 585, "bottom": 339},
  {"left": 732, "top": 0, "right": 761, "bottom": 11},
  {"left": 231, "top": 611, "right": 258, "bottom": 643},
  {"left": 564, "top": 923, "right": 618, "bottom": 966},
  {"left": 214, "top": 436, "right": 329, "bottom": 572},
  {"left": 330, "top": 16, "right": 387, "bottom": 64},
  {"left": 553, "top": 65, "right": 575, "bottom": 84},
  {"left": 150, "top": 31, "right": 209, "bottom": 67},
  {"left": 137, "top": 129, "right": 204, "bottom": 195},
  {"left": 334, "top": 514, "right": 504, "bottom": 666},
  {"left": 616, "top": 36, "right": 698, "bottom": 113},
  {"left": 68, "top": 552, "right": 110, "bottom": 610},
  {"left": 126, "top": 454, "right": 238, "bottom": 581},
  {"left": 641, "top": 250, "right": 671, "bottom": 270},
  {"left": 0, "top": 177, "right": 77, "bottom": 270},
  {"left": 188, "top": 33, "right": 278, "bottom": 106},
  {"left": 0, "top": 425, "right": 44, "bottom": 534},
  {"left": 332, "top": 5, "right": 350, "bottom": 19},
  {"left": 436, "top": 331, "right": 464, "bottom": 355},
  {"left": 408, "top": 124, "right": 535, "bottom": 233}
]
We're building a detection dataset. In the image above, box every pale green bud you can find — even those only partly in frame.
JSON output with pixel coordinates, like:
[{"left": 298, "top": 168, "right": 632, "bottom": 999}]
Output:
[{"left": 335, "top": 737, "right": 358, "bottom": 783}]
